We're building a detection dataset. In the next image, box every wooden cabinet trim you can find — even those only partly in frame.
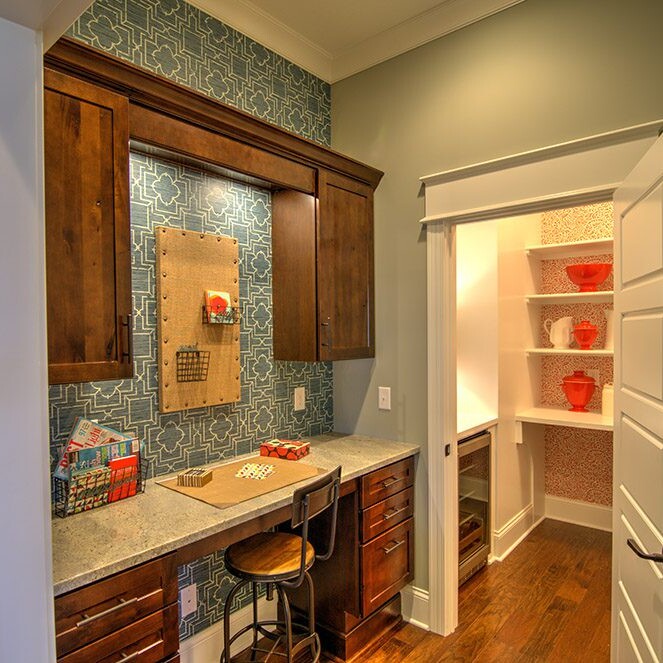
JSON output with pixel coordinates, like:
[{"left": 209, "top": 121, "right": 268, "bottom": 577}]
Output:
[{"left": 44, "top": 38, "right": 383, "bottom": 190}]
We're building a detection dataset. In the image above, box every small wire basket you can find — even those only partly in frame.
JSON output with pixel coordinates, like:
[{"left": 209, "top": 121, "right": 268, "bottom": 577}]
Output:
[
  {"left": 176, "top": 348, "right": 211, "bottom": 382},
  {"left": 52, "top": 456, "right": 149, "bottom": 518},
  {"left": 202, "top": 305, "right": 240, "bottom": 325}
]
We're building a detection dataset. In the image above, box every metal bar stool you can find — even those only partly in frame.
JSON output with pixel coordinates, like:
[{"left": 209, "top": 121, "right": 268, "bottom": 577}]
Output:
[{"left": 220, "top": 466, "right": 341, "bottom": 662}]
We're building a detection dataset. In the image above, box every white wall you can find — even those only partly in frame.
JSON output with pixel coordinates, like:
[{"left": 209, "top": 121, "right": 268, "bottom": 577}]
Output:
[
  {"left": 456, "top": 220, "right": 498, "bottom": 435},
  {"left": 0, "top": 17, "right": 54, "bottom": 663}
]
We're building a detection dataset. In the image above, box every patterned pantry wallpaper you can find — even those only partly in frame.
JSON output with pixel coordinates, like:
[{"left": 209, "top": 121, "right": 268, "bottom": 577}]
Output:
[
  {"left": 538, "top": 202, "right": 613, "bottom": 506},
  {"left": 53, "top": 0, "right": 333, "bottom": 640}
]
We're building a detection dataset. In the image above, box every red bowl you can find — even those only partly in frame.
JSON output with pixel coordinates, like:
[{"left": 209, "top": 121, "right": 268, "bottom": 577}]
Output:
[{"left": 566, "top": 263, "right": 612, "bottom": 292}]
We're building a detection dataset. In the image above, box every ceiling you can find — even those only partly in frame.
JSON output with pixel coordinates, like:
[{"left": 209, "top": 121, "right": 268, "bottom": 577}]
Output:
[
  {"left": 189, "top": 0, "right": 526, "bottom": 82},
  {"left": 0, "top": 0, "right": 524, "bottom": 81}
]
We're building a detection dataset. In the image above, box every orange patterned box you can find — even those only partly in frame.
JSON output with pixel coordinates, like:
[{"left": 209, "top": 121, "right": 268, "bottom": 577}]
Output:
[{"left": 259, "top": 439, "right": 310, "bottom": 461}]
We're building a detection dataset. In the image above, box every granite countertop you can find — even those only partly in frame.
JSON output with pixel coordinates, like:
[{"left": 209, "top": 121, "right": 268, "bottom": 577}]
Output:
[{"left": 51, "top": 433, "right": 420, "bottom": 596}]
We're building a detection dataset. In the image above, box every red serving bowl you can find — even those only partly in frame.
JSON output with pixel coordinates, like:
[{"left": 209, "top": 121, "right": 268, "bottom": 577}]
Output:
[{"left": 566, "top": 263, "right": 612, "bottom": 292}]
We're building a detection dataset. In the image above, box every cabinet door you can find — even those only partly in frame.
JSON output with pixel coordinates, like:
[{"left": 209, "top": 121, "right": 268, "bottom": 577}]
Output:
[
  {"left": 318, "top": 170, "right": 374, "bottom": 360},
  {"left": 44, "top": 69, "right": 132, "bottom": 384}
]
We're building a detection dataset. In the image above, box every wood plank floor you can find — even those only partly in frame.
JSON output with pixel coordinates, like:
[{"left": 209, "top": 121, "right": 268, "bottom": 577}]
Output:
[{"left": 353, "top": 519, "right": 612, "bottom": 663}]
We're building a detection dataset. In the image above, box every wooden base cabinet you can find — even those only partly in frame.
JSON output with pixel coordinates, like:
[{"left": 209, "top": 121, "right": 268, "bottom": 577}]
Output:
[
  {"left": 291, "top": 457, "right": 415, "bottom": 661},
  {"left": 54, "top": 554, "right": 179, "bottom": 662}
]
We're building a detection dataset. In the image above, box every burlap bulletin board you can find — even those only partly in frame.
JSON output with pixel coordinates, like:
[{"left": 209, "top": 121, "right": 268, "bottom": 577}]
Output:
[
  {"left": 155, "top": 227, "right": 240, "bottom": 412},
  {"left": 157, "top": 457, "right": 324, "bottom": 510}
]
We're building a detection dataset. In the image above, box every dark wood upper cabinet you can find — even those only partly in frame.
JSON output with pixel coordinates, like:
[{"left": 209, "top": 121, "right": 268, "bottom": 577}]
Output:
[
  {"left": 44, "top": 39, "right": 383, "bottom": 368},
  {"left": 317, "top": 170, "right": 374, "bottom": 361},
  {"left": 272, "top": 171, "right": 375, "bottom": 362},
  {"left": 44, "top": 69, "right": 132, "bottom": 384}
]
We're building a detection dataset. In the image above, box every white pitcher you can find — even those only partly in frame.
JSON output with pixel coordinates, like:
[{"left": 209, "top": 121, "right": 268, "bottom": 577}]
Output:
[
  {"left": 604, "top": 309, "right": 614, "bottom": 350},
  {"left": 543, "top": 316, "right": 574, "bottom": 349}
]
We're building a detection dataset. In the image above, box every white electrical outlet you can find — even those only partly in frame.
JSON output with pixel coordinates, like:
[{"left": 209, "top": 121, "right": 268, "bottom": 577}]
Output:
[
  {"left": 180, "top": 583, "right": 197, "bottom": 618},
  {"left": 586, "top": 369, "right": 600, "bottom": 383},
  {"left": 294, "top": 387, "right": 306, "bottom": 411},
  {"left": 378, "top": 386, "right": 391, "bottom": 411}
]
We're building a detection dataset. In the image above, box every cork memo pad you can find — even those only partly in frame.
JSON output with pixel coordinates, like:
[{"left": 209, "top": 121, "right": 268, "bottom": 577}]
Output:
[
  {"left": 156, "top": 227, "right": 240, "bottom": 413},
  {"left": 157, "top": 457, "right": 324, "bottom": 510}
]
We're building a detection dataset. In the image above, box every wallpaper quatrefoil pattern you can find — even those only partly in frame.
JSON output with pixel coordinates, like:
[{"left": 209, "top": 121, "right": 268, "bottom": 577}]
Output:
[
  {"left": 53, "top": 0, "right": 334, "bottom": 640},
  {"left": 67, "top": 0, "right": 331, "bottom": 146}
]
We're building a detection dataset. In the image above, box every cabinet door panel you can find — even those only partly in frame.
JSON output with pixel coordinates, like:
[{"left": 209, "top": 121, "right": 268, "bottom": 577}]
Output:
[
  {"left": 318, "top": 170, "right": 374, "bottom": 360},
  {"left": 361, "top": 517, "right": 414, "bottom": 617},
  {"left": 44, "top": 69, "right": 132, "bottom": 384}
]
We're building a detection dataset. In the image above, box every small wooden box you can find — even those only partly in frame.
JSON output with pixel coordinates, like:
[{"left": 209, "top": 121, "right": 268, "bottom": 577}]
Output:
[{"left": 259, "top": 439, "right": 310, "bottom": 461}]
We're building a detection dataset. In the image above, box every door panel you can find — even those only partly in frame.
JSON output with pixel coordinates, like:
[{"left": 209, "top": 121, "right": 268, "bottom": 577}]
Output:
[
  {"left": 621, "top": 314, "right": 663, "bottom": 399},
  {"left": 620, "top": 182, "right": 663, "bottom": 284},
  {"left": 613, "top": 134, "right": 663, "bottom": 662}
]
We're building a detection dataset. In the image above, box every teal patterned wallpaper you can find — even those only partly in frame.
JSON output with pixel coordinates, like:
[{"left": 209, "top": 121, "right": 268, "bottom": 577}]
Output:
[
  {"left": 66, "top": 0, "right": 331, "bottom": 146},
  {"left": 52, "top": 0, "right": 333, "bottom": 642}
]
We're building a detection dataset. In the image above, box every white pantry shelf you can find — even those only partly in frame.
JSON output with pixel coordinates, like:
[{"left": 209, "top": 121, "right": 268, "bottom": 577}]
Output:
[
  {"left": 526, "top": 348, "right": 613, "bottom": 357},
  {"left": 515, "top": 406, "right": 613, "bottom": 443},
  {"left": 526, "top": 291, "right": 613, "bottom": 305},
  {"left": 526, "top": 238, "right": 613, "bottom": 260}
]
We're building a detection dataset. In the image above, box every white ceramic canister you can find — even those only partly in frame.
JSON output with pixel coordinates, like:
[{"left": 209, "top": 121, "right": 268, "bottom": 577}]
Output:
[{"left": 602, "top": 383, "right": 614, "bottom": 419}]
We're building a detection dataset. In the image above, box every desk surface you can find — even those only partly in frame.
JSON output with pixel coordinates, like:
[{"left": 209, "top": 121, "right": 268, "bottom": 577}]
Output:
[{"left": 52, "top": 433, "right": 420, "bottom": 596}]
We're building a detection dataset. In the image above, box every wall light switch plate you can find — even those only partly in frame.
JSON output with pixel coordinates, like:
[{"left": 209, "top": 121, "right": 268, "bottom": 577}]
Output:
[
  {"left": 294, "top": 387, "right": 305, "bottom": 411},
  {"left": 378, "top": 386, "right": 391, "bottom": 411},
  {"left": 180, "top": 583, "right": 197, "bottom": 618}
]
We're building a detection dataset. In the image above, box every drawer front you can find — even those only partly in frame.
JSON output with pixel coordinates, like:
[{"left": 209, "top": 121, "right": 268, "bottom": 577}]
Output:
[
  {"left": 55, "top": 554, "right": 177, "bottom": 657},
  {"left": 58, "top": 604, "right": 178, "bottom": 663},
  {"left": 361, "top": 517, "right": 414, "bottom": 617},
  {"left": 360, "top": 457, "right": 414, "bottom": 508},
  {"left": 361, "top": 486, "right": 414, "bottom": 543}
]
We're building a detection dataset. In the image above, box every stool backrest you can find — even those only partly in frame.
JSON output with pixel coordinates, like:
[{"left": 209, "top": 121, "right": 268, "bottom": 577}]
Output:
[{"left": 290, "top": 466, "right": 341, "bottom": 571}]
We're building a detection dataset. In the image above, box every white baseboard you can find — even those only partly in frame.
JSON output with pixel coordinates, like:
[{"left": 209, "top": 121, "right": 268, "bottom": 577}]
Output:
[
  {"left": 179, "top": 597, "right": 277, "bottom": 663},
  {"left": 401, "top": 585, "right": 430, "bottom": 631},
  {"left": 544, "top": 495, "right": 612, "bottom": 532},
  {"left": 492, "top": 503, "right": 542, "bottom": 561}
]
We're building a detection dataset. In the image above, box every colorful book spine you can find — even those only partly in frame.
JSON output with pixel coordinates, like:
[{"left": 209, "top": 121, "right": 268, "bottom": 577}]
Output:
[
  {"left": 54, "top": 417, "right": 132, "bottom": 480},
  {"left": 109, "top": 454, "right": 139, "bottom": 502}
]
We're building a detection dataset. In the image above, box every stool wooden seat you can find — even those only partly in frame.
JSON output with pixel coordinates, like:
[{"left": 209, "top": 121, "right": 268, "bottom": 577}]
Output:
[
  {"left": 220, "top": 467, "right": 341, "bottom": 663},
  {"left": 225, "top": 532, "right": 315, "bottom": 580}
]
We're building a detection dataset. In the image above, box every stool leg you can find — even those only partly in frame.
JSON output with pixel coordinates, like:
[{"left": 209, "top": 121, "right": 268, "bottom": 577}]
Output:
[
  {"left": 304, "top": 571, "right": 320, "bottom": 662},
  {"left": 250, "top": 582, "right": 259, "bottom": 662},
  {"left": 222, "top": 580, "right": 246, "bottom": 663},
  {"left": 275, "top": 584, "right": 293, "bottom": 663}
]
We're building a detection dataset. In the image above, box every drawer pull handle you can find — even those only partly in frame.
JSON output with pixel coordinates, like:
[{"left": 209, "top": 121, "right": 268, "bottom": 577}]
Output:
[
  {"left": 119, "top": 638, "right": 163, "bottom": 661},
  {"left": 382, "top": 539, "right": 405, "bottom": 555},
  {"left": 380, "top": 476, "right": 404, "bottom": 489},
  {"left": 75, "top": 588, "right": 161, "bottom": 627},
  {"left": 76, "top": 597, "right": 137, "bottom": 627},
  {"left": 382, "top": 505, "right": 407, "bottom": 521}
]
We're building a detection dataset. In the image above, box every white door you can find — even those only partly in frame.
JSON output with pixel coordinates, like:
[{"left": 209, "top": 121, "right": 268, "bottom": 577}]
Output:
[{"left": 612, "top": 134, "right": 663, "bottom": 662}]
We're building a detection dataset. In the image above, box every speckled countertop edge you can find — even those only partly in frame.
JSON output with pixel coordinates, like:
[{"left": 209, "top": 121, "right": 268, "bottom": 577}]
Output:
[{"left": 51, "top": 433, "right": 420, "bottom": 596}]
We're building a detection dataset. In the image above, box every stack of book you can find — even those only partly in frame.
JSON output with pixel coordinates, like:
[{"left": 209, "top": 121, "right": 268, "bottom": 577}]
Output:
[{"left": 53, "top": 418, "right": 142, "bottom": 516}]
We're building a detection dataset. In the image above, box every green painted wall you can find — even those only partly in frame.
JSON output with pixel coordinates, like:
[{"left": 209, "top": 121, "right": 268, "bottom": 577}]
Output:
[{"left": 331, "top": 0, "right": 663, "bottom": 590}]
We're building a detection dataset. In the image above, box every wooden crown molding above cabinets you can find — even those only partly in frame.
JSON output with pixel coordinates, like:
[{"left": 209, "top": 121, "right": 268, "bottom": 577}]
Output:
[{"left": 44, "top": 38, "right": 383, "bottom": 190}]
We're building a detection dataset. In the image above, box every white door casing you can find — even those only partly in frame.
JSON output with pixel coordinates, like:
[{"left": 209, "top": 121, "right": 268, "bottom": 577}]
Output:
[
  {"left": 422, "top": 121, "right": 661, "bottom": 636},
  {"left": 612, "top": 134, "right": 663, "bottom": 663}
]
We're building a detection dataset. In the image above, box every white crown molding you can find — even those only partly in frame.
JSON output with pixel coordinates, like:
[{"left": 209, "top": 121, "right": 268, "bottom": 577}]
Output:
[
  {"left": 187, "top": 0, "right": 333, "bottom": 81},
  {"left": 331, "top": 0, "right": 525, "bottom": 82},
  {"left": 186, "top": 0, "right": 525, "bottom": 83}
]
